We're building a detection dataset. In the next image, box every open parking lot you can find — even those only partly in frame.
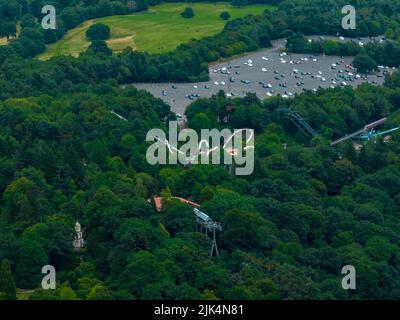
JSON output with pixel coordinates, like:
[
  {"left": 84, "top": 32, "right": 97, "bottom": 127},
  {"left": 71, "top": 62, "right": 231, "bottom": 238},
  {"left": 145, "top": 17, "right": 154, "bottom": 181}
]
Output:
[{"left": 133, "top": 37, "right": 393, "bottom": 115}]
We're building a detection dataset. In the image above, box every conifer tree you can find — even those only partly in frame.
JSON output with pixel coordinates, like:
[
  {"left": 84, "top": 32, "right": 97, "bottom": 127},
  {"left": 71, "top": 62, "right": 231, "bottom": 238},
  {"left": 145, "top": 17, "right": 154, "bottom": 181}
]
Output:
[{"left": 0, "top": 259, "right": 17, "bottom": 300}]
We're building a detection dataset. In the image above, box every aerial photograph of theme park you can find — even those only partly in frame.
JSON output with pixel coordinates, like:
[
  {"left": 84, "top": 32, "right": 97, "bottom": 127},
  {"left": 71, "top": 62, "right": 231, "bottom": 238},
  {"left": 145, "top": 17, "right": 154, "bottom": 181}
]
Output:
[{"left": 0, "top": 0, "right": 400, "bottom": 301}]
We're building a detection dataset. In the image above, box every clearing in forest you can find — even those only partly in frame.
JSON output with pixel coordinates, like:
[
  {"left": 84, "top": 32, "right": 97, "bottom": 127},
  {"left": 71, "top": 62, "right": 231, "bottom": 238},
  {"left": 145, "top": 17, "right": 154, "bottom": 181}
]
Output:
[{"left": 38, "top": 2, "right": 275, "bottom": 60}]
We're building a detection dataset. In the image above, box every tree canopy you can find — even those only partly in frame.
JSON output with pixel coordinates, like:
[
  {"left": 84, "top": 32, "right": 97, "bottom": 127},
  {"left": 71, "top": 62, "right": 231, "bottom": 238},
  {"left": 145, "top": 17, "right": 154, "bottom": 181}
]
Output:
[
  {"left": 1, "top": 0, "right": 400, "bottom": 301},
  {"left": 86, "top": 23, "right": 111, "bottom": 41},
  {"left": 181, "top": 7, "right": 195, "bottom": 19}
]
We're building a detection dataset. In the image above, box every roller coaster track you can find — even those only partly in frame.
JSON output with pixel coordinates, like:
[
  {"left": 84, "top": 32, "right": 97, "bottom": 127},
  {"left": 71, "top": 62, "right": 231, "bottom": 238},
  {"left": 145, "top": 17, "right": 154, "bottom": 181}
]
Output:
[
  {"left": 356, "top": 126, "right": 400, "bottom": 140},
  {"left": 331, "top": 117, "right": 387, "bottom": 146},
  {"left": 276, "top": 108, "right": 318, "bottom": 137},
  {"left": 152, "top": 196, "right": 221, "bottom": 256},
  {"left": 154, "top": 128, "right": 255, "bottom": 161}
]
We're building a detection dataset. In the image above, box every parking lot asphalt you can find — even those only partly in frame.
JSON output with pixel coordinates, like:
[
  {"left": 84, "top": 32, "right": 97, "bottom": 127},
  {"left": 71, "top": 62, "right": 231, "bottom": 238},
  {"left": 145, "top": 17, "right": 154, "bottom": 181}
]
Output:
[{"left": 132, "top": 36, "right": 393, "bottom": 115}]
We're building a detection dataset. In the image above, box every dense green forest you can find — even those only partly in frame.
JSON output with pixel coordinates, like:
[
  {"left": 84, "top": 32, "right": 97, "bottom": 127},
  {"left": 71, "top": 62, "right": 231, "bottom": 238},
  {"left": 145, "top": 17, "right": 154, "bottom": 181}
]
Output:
[
  {"left": 1, "top": 77, "right": 400, "bottom": 300},
  {"left": 0, "top": 0, "right": 400, "bottom": 300}
]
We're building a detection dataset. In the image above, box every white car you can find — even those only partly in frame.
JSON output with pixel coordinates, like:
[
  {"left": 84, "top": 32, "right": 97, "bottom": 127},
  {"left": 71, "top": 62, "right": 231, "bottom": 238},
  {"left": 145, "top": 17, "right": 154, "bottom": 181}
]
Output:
[
  {"left": 261, "top": 67, "right": 268, "bottom": 72},
  {"left": 220, "top": 81, "right": 226, "bottom": 85},
  {"left": 214, "top": 81, "right": 219, "bottom": 85},
  {"left": 266, "top": 92, "right": 273, "bottom": 97}
]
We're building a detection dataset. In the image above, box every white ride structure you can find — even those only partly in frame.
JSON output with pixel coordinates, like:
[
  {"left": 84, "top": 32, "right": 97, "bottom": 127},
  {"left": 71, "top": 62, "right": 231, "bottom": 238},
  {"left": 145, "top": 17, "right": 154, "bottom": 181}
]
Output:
[
  {"left": 73, "top": 221, "right": 84, "bottom": 250},
  {"left": 194, "top": 208, "right": 222, "bottom": 257}
]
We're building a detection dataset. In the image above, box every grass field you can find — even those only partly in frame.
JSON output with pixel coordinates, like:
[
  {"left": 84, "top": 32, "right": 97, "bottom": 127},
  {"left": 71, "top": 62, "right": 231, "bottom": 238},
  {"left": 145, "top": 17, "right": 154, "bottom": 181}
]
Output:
[
  {"left": 16, "top": 289, "right": 34, "bottom": 300},
  {"left": 38, "top": 2, "right": 275, "bottom": 60}
]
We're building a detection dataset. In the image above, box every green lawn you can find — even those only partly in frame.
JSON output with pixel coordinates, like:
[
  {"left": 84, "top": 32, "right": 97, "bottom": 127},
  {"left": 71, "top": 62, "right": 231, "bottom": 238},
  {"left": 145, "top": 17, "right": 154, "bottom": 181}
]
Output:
[
  {"left": 38, "top": 2, "right": 275, "bottom": 60},
  {"left": 16, "top": 289, "right": 34, "bottom": 300}
]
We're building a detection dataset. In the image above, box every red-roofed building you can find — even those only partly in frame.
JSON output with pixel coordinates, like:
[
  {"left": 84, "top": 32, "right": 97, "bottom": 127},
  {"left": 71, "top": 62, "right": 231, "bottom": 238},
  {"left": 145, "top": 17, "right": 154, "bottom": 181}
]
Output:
[{"left": 153, "top": 196, "right": 201, "bottom": 212}]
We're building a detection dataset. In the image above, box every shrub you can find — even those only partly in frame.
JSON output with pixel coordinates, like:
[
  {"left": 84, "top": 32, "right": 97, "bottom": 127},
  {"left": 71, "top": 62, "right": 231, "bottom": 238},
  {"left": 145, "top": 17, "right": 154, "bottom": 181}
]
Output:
[
  {"left": 86, "top": 23, "right": 111, "bottom": 41},
  {"left": 181, "top": 7, "right": 195, "bottom": 19}
]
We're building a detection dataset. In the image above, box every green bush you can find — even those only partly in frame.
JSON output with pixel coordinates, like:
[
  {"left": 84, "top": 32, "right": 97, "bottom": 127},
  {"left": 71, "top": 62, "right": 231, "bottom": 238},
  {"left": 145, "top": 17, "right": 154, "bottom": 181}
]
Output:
[
  {"left": 86, "top": 23, "right": 111, "bottom": 41},
  {"left": 181, "top": 7, "right": 195, "bottom": 19},
  {"left": 220, "top": 11, "right": 231, "bottom": 20},
  {"left": 353, "top": 54, "right": 378, "bottom": 74}
]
